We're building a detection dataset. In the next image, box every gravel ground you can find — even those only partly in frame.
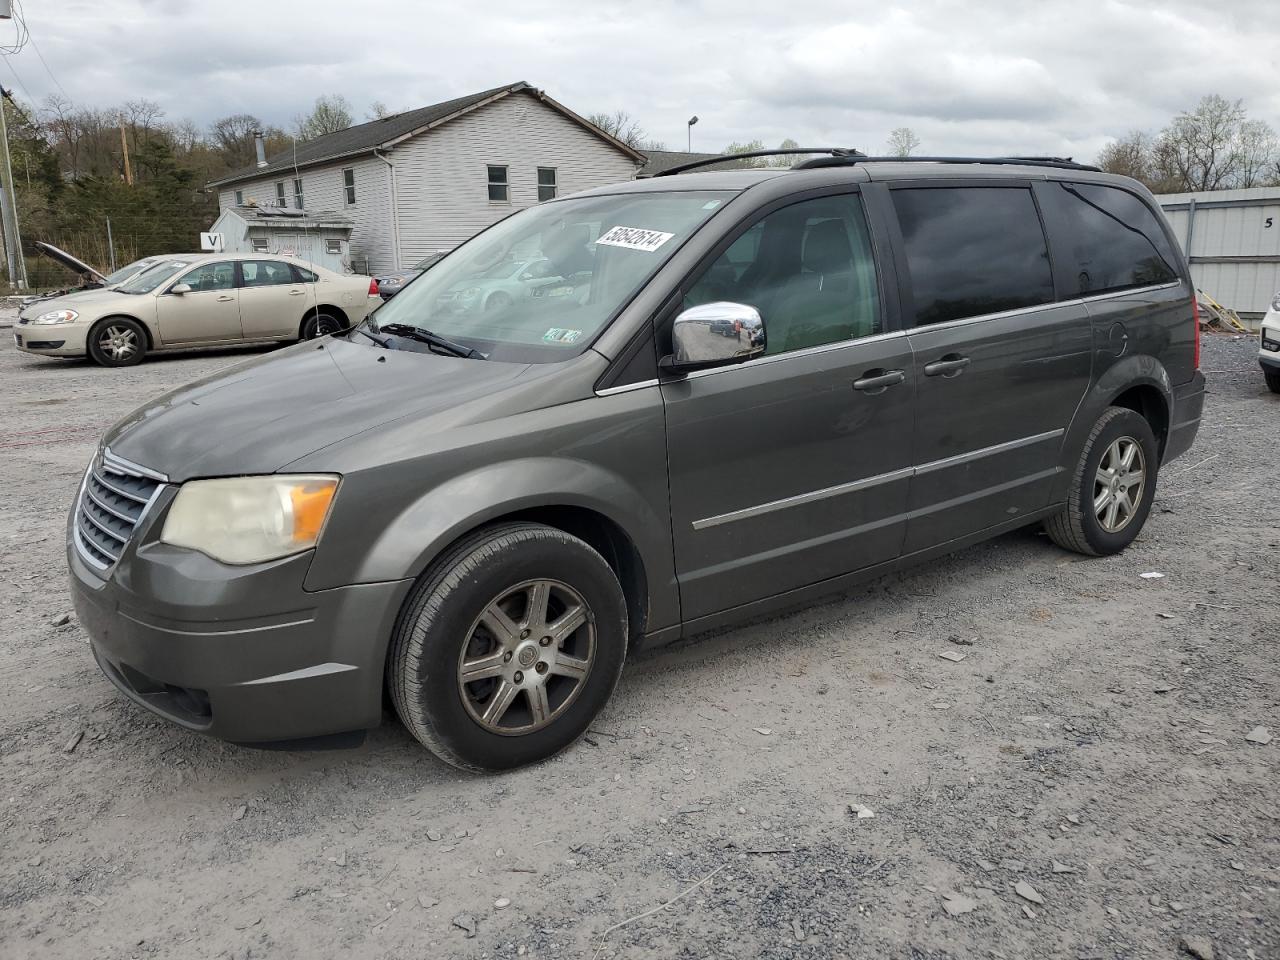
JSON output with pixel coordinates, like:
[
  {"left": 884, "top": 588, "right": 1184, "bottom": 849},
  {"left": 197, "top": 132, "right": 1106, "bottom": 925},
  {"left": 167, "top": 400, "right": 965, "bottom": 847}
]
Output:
[{"left": 0, "top": 332, "right": 1276, "bottom": 960}]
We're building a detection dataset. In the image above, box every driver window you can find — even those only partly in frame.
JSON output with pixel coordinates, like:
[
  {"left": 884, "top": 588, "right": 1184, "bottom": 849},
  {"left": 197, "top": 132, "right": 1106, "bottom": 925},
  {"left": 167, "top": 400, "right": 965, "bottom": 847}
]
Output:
[
  {"left": 179, "top": 261, "right": 235, "bottom": 293},
  {"left": 685, "top": 194, "right": 880, "bottom": 355}
]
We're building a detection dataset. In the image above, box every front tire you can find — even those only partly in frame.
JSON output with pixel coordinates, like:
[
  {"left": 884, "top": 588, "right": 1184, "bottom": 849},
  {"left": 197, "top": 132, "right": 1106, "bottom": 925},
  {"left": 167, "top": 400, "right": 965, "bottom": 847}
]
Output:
[
  {"left": 1045, "top": 406, "right": 1159, "bottom": 556},
  {"left": 1265, "top": 368, "right": 1280, "bottom": 394},
  {"left": 87, "top": 317, "right": 147, "bottom": 367},
  {"left": 389, "top": 523, "right": 628, "bottom": 772}
]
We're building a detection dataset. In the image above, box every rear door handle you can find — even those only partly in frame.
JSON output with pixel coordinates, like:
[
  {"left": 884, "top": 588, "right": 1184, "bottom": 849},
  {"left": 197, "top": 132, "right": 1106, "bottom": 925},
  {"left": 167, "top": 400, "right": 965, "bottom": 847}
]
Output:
[
  {"left": 853, "top": 369, "right": 906, "bottom": 393},
  {"left": 215, "top": 295, "right": 235, "bottom": 302},
  {"left": 289, "top": 289, "right": 305, "bottom": 296},
  {"left": 923, "top": 354, "right": 970, "bottom": 377}
]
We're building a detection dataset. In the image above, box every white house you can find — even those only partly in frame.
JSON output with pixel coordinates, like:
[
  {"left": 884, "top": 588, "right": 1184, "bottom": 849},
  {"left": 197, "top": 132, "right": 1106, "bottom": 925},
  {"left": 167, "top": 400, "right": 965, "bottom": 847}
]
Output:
[{"left": 208, "top": 82, "right": 644, "bottom": 275}]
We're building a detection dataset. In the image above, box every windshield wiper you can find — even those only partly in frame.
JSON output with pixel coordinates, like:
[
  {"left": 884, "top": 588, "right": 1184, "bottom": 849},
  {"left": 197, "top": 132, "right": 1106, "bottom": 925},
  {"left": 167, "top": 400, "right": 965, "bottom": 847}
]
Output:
[
  {"left": 351, "top": 325, "right": 390, "bottom": 348},
  {"left": 377, "top": 323, "right": 486, "bottom": 360}
]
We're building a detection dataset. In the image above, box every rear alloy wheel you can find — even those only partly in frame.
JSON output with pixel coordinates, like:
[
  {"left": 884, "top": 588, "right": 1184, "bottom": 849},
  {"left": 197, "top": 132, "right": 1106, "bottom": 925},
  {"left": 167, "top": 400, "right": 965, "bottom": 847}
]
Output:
[
  {"left": 301, "top": 312, "right": 343, "bottom": 339},
  {"left": 485, "top": 292, "right": 512, "bottom": 313},
  {"left": 87, "top": 317, "right": 147, "bottom": 367},
  {"left": 1045, "top": 406, "right": 1159, "bottom": 556},
  {"left": 389, "top": 523, "right": 627, "bottom": 772}
]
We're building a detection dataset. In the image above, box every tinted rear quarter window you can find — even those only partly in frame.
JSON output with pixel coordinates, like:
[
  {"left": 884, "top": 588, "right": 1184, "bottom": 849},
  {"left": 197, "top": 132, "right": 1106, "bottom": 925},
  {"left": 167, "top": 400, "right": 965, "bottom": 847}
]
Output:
[
  {"left": 1047, "top": 182, "right": 1179, "bottom": 296},
  {"left": 892, "top": 187, "right": 1054, "bottom": 326}
]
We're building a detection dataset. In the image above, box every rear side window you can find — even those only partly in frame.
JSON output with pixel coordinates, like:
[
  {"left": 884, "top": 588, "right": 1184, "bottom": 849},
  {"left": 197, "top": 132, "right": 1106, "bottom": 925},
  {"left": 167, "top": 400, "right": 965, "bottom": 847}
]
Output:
[
  {"left": 1049, "top": 183, "right": 1179, "bottom": 296},
  {"left": 893, "top": 187, "right": 1054, "bottom": 326}
]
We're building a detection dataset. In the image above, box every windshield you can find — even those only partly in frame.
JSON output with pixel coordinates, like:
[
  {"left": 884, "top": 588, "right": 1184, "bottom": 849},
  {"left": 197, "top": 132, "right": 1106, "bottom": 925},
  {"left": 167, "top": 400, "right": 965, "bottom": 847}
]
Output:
[
  {"left": 370, "top": 190, "right": 733, "bottom": 362},
  {"left": 104, "top": 257, "right": 158, "bottom": 286},
  {"left": 117, "top": 260, "right": 193, "bottom": 295}
]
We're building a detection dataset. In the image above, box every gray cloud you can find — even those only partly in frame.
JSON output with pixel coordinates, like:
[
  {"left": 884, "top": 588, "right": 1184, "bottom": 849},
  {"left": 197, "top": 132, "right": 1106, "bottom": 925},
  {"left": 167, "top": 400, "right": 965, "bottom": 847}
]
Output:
[{"left": 17, "top": 0, "right": 1280, "bottom": 162}]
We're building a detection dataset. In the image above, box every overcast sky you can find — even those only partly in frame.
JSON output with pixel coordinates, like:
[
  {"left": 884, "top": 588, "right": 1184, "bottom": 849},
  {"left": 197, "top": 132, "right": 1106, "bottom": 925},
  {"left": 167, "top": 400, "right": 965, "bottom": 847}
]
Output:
[{"left": 16, "top": 0, "right": 1280, "bottom": 161}]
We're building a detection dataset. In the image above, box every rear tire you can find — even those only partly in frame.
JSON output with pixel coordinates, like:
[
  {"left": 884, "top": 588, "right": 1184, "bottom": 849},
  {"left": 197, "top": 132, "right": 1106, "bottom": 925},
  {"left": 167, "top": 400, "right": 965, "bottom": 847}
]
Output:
[
  {"left": 301, "top": 311, "right": 343, "bottom": 339},
  {"left": 87, "top": 317, "right": 147, "bottom": 367},
  {"left": 1045, "top": 406, "right": 1159, "bottom": 556},
  {"left": 1265, "top": 369, "right": 1280, "bottom": 394},
  {"left": 388, "top": 523, "right": 628, "bottom": 772}
]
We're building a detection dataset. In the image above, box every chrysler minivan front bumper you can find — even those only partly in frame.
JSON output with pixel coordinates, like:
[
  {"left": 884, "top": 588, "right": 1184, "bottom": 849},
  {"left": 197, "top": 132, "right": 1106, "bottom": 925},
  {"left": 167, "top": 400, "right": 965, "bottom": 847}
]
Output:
[{"left": 69, "top": 524, "right": 412, "bottom": 745}]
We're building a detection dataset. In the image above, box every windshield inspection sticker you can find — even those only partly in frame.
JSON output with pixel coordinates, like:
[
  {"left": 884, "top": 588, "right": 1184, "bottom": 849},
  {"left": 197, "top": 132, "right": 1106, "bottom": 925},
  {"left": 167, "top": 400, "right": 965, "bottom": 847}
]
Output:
[
  {"left": 596, "top": 225, "right": 675, "bottom": 253},
  {"left": 543, "top": 328, "right": 583, "bottom": 344}
]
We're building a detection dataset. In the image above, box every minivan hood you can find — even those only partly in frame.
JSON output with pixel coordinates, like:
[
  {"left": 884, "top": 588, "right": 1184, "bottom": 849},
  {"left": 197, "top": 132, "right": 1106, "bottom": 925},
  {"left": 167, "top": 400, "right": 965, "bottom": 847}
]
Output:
[{"left": 104, "top": 336, "right": 533, "bottom": 481}]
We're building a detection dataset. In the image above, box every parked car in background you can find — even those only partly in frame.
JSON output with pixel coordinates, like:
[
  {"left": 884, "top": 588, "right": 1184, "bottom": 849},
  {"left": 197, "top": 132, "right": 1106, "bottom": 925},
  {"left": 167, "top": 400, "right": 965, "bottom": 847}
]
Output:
[
  {"left": 1260, "top": 291, "right": 1280, "bottom": 393},
  {"left": 15, "top": 253, "right": 379, "bottom": 367},
  {"left": 68, "top": 155, "right": 1203, "bottom": 772},
  {"left": 434, "top": 257, "right": 560, "bottom": 314},
  {"left": 375, "top": 252, "right": 448, "bottom": 300}
]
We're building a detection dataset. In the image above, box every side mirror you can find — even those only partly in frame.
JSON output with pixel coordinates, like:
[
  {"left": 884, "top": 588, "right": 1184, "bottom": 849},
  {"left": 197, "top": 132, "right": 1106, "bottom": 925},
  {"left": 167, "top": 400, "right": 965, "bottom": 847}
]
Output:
[
  {"left": 170, "top": 283, "right": 192, "bottom": 295},
  {"left": 662, "top": 301, "right": 766, "bottom": 373}
]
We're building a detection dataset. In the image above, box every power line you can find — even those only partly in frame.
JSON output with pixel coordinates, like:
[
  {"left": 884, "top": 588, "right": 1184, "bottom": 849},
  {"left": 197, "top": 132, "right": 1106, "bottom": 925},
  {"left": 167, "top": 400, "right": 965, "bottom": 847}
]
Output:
[
  {"left": 1, "top": 56, "right": 36, "bottom": 107},
  {"left": 27, "top": 34, "right": 70, "bottom": 103}
]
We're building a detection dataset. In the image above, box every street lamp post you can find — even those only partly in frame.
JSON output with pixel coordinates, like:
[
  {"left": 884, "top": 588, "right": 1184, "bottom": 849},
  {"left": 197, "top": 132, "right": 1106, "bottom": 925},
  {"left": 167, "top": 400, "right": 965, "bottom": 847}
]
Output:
[{"left": 687, "top": 116, "right": 698, "bottom": 153}]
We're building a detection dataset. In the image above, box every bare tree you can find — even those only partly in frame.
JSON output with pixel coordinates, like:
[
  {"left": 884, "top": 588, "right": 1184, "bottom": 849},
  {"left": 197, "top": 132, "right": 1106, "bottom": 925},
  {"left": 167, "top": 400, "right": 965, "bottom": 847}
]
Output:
[
  {"left": 886, "top": 126, "right": 921, "bottom": 157},
  {"left": 368, "top": 101, "right": 393, "bottom": 120},
  {"left": 1097, "top": 130, "right": 1156, "bottom": 184},
  {"left": 585, "top": 110, "right": 649, "bottom": 149},
  {"left": 210, "top": 113, "right": 266, "bottom": 169},
  {"left": 296, "top": 95, "right": 354, "bottom": 142},
  {"left": 1237, "top": 119, "right": 1279, "bottom": 188},
  {"left": 1154, "top": 94, "right": 1247, "bottom": 192}
]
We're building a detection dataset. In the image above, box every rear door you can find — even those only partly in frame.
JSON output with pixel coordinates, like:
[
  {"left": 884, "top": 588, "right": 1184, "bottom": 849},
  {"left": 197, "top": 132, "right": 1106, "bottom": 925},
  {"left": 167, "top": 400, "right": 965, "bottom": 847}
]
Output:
[
  {"left": 154, "top": 260, "right": 242, "bottom": 344},
  {"left": 884, "top": 182, "right": 1094, "bottom": 552},
  {"left": 237, "top": 259, "right": 311, "bottom": 339},
  {"left": 662, "top": 190, "right": 916, "bottom": 621}
]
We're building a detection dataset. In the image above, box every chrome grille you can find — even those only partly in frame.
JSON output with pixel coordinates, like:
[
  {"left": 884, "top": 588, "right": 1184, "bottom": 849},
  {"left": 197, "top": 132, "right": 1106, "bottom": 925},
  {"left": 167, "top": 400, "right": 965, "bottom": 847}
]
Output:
[{"left": 74, "top": 449, "right": 167, "bottom": 573}]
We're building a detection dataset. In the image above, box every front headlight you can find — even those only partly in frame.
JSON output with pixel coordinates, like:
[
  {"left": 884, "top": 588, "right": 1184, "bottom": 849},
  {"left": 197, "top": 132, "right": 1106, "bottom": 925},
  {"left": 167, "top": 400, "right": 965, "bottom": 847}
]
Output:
[
  {"left": 161, "top": 475, "right": 339, "bottom": 564},
  {"left": 1271, "top": 293, "right": 1280, "bottom": 312},
  {"left": 32, "top": 309, "right": 78, "bottom": 325}
]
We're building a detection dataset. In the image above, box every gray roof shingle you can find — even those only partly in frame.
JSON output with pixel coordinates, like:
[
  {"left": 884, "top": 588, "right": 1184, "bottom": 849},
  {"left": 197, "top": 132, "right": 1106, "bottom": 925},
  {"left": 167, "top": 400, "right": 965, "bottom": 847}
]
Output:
[{"left": 210, "top": 82, "right": 640, "bottom": 187}]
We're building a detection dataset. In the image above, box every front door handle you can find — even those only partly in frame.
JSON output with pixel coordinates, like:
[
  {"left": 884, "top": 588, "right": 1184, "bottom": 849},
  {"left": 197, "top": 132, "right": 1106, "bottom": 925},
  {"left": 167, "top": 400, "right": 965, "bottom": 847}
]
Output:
[
  {"left": 215, "top": 295, "right": 235, "bottom": 302},
  {"left": 923, "top": 354, "right": 970, "bottom": 377},
  {"left": 289, "top": 289, "right": 305, "bottom": 296},
  {"left": 853, "top": 368, "right": 906, "bottom": 393}
]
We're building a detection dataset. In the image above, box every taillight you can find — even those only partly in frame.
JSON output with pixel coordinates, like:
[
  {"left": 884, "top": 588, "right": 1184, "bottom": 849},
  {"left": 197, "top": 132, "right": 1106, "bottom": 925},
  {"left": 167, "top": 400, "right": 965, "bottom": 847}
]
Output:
[
  {"left": 1192, "top": 296, "right": 1201, "bottom": 369},
  {"left": 368, "top": 278, "right": 379, "bottom": 296}
]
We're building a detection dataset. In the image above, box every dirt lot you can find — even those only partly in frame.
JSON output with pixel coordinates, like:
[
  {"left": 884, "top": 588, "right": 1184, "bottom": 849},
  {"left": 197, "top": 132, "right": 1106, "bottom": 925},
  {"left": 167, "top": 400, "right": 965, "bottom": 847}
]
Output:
[{"left": 0, "top": 331, "right": 1276, "bottom": 960}]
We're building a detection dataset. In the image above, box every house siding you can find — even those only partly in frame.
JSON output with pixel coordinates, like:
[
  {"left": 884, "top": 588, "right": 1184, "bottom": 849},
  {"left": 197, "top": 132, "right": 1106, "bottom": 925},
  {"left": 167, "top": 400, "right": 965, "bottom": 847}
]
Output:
[
  {"left": 215, "top": 89, "right": 639, "bottom": 275},
  {"left": 391, "top": 91, "right": 639, "bottom": 262},
  {"left": 216, "top": 155, "right": 395, "bottom": 273}
]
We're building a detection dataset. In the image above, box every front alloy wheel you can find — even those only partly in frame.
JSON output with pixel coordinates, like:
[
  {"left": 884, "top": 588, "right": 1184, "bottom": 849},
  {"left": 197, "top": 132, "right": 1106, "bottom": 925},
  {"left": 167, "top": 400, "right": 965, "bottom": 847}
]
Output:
[
  {"left": 457, "top": 579, "right": 595, "bottom": 735},
  {"left": 389, "top": 523, "right": 628, "bottom": 771},
  {"left": 88, "top": 317, "right": 147, "bottom": 367}
]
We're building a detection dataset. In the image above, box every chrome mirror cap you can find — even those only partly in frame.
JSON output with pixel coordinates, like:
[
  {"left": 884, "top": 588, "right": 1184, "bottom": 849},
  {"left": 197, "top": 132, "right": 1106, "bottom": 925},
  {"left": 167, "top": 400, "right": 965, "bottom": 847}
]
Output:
[{"left": 666, "top": 301, "right": 766, "bottom": 372}]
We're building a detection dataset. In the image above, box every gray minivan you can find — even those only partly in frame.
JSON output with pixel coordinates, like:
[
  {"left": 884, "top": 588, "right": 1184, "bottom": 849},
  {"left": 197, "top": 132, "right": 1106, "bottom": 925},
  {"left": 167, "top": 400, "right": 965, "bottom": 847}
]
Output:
[{"left": 69, "top": 154, "right": 1204, "bottom": 771}]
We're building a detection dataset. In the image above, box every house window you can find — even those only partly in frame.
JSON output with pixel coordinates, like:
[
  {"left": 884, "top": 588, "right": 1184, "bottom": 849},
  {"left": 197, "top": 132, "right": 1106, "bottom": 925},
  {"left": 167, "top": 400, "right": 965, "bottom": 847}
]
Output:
[
  {"left": 293, "top": 178, "right": 304, "bottom": 209},
  {"left": 325, "top": 238, "right": 342, "bottom": 255},
  {"left": 275, "top": 181, "right": 287, "bottom": 207},
  {"left": 343, "top": 168, "right": 356, "bottom": 205},
  {"left": 487, "top": 165, "right": 508, "bottom": 203},
  {"left": 234, "top": 189, "right": 244, "bottom": 205},
  {"left": 250, "top": 237, "right": 269, "bottom": 253},
  {"left": 537, "top": 167, "right": 557, "bottom": 201}
]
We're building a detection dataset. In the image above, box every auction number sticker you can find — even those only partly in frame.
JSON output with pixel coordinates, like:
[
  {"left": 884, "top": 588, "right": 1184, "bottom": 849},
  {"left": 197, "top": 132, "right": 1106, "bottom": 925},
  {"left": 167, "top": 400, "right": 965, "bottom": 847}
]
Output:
[
  {"left": 596, "top": 225, "right": 675, "bottom": 253},
  {"left": 543, "top": 328, "right": 583, "bottom": 344}
]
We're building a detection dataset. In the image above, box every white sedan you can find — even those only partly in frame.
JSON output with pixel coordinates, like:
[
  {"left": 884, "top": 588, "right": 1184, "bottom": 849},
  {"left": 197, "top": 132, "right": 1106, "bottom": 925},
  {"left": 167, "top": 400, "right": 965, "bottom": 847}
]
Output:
[{"left": 1260, "top": 291, "right": 1280, "bottom": 393}]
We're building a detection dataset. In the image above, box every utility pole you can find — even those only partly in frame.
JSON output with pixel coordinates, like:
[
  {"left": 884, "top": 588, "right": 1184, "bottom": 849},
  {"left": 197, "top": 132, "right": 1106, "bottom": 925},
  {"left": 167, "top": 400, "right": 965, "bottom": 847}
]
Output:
[
  {"left": 119, "top": 121, "right": 133, "bottom": 186},
  {"left": 0, "top": 86, "right": 27, "bottom": 288}
]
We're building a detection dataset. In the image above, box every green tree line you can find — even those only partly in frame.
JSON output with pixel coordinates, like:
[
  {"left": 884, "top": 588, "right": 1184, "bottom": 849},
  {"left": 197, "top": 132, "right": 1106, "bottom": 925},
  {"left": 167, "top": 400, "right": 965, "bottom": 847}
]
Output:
[{"left": 3, "top": 93, "right": 361, "bottom": 290}]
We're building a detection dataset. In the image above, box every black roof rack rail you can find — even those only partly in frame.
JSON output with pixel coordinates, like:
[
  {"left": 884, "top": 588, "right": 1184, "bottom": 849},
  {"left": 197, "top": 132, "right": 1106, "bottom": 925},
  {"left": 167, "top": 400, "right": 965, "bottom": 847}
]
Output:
[
  {"left": 653, "top": 147, "right": 865, "bottom": 177},
  {"left": 792, "top": 154, "right": 1101, "bottom": 172}
]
